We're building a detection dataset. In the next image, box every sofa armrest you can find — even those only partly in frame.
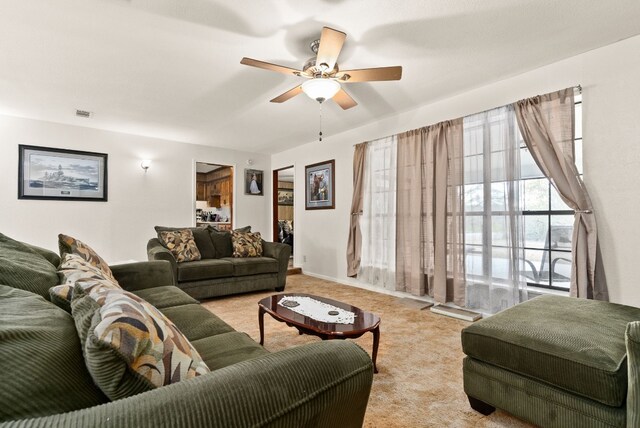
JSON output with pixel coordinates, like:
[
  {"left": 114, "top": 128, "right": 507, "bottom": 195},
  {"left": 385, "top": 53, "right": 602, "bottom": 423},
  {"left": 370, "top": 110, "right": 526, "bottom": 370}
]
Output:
[
  {"left": 111, "top": 260, "right": 175, "bottom": 291},
  {"left": 147, "top": 238, "right": 178, "bottom": 283},
  {"left": 627, "top": 321, "right": 640, "bottom": 427},
  {"left": 0, "top": 341, "right": 373, "bottom": 428},
  {"left": 262, "top": 240, "right": 291, "bottom": 290}
]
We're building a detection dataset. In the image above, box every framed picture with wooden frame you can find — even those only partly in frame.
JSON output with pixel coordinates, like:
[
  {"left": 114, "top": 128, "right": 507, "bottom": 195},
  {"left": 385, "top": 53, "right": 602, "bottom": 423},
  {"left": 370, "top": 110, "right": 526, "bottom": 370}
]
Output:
[
  {"left": 277, "top": 188, "right": 293, "bottom": 206},
  {"left": 305, "top": 159, "right": 335, "bottom": 210},
  {"left": 18, "top": 144, "right": 108, "bottom": 201}
]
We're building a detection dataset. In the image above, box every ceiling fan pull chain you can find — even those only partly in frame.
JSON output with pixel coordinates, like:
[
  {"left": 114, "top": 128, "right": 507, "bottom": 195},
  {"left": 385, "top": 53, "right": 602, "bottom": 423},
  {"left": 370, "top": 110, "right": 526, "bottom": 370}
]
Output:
[{"left": 319, "top": 102, "right": 323, "bottom": 142}]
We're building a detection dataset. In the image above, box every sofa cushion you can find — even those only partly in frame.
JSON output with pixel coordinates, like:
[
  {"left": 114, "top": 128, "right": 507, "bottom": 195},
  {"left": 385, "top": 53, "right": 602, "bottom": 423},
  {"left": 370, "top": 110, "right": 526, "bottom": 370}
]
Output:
[
  {"left": 0, "top": 285, "right": 106, "bottom": 421},
  {"left": 461, "top": 295, "right": 640, "bottom": 407},
  {"left": 208, "top": 226, "right": 251, "bottom": 258},
  {"left": 51, "top": 253, "right": 121, "bottom": 311},
  {"left": 231, "top": 230, "right": 263, "bottom": 257},
  {"left": 160, "top": 303, "right": 235, "bottom": 341},
  {"left": 71, "top": 287, "right": 209, "bottom": 400},
  {"left": 177, "top": 259, "right": 234, "bottom": 282},
  {"left": 155, "top": 226, "right": 216, "bottom": 259},
  {"left": 222, "top": 257, "right": 279, "bottom": 277},
  {"left": 132, "top": 285, "right": 198, "bottom": 309},
  {"left": 191, "top": 332, "right": 269, "bottom": 371},
  {"left": 158, "top": 229, "right": 202, "bottom": 263},
  {"left": 0, "top": 232, "right": 59, "bottom": 299},
  {"left": 58, "top": 233, "right": 116, "bottom": 281}
]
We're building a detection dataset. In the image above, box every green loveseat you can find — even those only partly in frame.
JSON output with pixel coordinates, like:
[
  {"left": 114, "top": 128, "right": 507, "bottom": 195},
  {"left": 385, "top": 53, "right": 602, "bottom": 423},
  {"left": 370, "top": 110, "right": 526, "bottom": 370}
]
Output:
[
  {"left": 0, "top": 235, "right": 373, "bottom": 427},
  {"left": 147, "top": 226, "right": 291, "bottom": 300},
  {"left": 462, "top": 295, "right": 640, "bottom": 427}
]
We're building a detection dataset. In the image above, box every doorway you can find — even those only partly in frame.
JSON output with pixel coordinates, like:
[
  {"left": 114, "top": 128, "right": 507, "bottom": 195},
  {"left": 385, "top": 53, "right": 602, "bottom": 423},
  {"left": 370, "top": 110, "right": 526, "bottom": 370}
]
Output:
[
  {"left": 195, "top": 162, "right": 233, "bottom": 231},
  {"left": 273, "top": 166, "right": 294, "bottom": 260}
]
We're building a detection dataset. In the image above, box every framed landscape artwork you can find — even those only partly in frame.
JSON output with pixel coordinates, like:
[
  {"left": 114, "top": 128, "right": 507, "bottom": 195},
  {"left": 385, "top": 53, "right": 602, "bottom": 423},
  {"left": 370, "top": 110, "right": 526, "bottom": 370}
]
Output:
[
  {"left": 18, "top": 145, "right": 108, "bottom": 201},
  {"left": 245, "top": 168, "right": 263, "bottom": 195},
  {"left": 277, "top": 188, "right": 293, "bottom": 206},
  {"left": 305, "top": 159, "right": 335, "bottom": 210}
]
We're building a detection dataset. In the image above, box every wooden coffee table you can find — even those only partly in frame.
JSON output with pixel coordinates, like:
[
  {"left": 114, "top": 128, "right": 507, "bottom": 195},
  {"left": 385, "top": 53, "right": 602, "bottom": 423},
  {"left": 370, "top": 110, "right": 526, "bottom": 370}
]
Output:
[{"left": 258, "top": 293, "right": 381, "bottom": 373}]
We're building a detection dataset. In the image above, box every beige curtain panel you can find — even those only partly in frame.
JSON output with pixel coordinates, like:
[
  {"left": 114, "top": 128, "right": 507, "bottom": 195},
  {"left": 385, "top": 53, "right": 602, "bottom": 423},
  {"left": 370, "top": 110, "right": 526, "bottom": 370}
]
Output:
[
  {"left": 396, "top": 120, "right": 465, "bottom": 305},
  {"left": 346, "top": 142, "right": 367, "bottom": 277},
  {"left": 514, "top": 88, "right": 607, "bottom": 300}
]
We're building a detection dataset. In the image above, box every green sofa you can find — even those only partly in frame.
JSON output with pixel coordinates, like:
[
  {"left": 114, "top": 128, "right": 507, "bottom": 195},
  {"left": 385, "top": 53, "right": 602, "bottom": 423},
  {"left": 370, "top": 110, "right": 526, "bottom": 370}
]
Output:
[
  {"left": 0, "top": 235, "right": 373, "bottom": 427},
  {"left": 147, "top": 226, "right": 291, "bottom": 300},
  {"left": 462, "top": 295, "right": 640, "bottom": 427}
]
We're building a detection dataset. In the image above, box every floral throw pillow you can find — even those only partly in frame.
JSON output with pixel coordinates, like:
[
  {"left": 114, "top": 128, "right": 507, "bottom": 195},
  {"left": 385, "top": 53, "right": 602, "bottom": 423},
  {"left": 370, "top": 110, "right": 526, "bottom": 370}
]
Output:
[
  {"left": 231, "top": 231, "right": 263, "bottom": 258},
  {"left": 158, "top": 229, "right": 202, "bottom": 263},
  {"left": 51, "top": 253, "right": 121, "bottom": 311},
  {"left": 58, "top": 234, "right": 116, "bottom": 281},
  {"left": 71, "top": 286, "right": 210, "bottom": 400}
]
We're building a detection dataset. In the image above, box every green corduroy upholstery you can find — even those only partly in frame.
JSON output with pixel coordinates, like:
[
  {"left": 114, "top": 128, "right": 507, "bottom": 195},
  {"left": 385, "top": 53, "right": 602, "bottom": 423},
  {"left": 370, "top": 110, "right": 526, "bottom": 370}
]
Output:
[
  {"left": 222, "top": 256, "right": 279, "bottom": 277},
  {"left": 177, "top": 259, "right": 234, "bottom": 282},
  {"left": 262, "top": 240, "right": 291, "bottom": 290},
  {"left": 462, "top": 294, "right": 640, "bottom": 406},
  {"left": 160, "top": 304, "right": 235, "bottom": 341},
  {"left": 626, "top": 322, "right": 640, "bottom": 428},
  {"left": 0, "top": 233, "right": 59, "bottom": 299},
  {"left": 0, "top": 341, "right": 373, "bottom": 428},
  {"left": 155, "top": 226, "right": 217, "bottom": 259},
  {"left": 111, "top": 260, "right": 175, "bottom": 291},
  {"left": 0, "top": 286, "right": 107, "bottom": 421},
  {"left": 132, "top": 285, "right": 198, "bottom": 309},
  {"left": 192, "top": 331, "right": 270, "bottom": 370}
]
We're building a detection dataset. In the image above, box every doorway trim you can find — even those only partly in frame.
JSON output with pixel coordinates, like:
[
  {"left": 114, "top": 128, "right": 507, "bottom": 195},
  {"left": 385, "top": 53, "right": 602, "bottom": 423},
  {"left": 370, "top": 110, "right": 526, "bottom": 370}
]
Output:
[{"left": 272, "top": 165, "right": 294, "bottom": 242}]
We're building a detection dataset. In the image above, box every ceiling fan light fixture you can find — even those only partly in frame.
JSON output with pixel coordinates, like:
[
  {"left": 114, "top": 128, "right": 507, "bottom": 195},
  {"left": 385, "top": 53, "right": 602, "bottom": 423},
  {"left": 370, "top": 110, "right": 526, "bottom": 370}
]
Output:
[{"left": 301, "top": 78, "right": 340, "bottom": 103}]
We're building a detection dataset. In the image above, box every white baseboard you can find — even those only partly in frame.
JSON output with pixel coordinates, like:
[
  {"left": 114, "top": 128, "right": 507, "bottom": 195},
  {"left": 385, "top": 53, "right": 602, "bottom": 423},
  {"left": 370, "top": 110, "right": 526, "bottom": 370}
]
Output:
[{"left": 300, "top": 271, "right": 436, "bottom": 304}]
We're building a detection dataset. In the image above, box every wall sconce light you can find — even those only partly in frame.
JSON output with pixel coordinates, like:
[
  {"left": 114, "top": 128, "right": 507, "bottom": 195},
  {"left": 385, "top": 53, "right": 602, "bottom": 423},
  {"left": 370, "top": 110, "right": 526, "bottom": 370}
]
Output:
[
  {"left": 246, "top": 159, "right": 254, "bottom": 166},
  {"left": 141, "top": 159, "right": 152, "bottom": 172}
]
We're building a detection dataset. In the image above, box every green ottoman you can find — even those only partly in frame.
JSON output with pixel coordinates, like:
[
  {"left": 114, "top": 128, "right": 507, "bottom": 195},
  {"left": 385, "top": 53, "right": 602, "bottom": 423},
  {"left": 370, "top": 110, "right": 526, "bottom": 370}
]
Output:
[{"left": 461, "top": 295, "right": 640, "bottom": 427}]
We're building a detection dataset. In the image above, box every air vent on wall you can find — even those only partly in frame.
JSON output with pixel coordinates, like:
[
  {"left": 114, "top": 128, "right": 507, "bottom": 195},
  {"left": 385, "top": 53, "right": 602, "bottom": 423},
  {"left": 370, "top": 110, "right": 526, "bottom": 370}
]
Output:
[{"left": 75, "top": 109, "right": 93, "bottom": 118}]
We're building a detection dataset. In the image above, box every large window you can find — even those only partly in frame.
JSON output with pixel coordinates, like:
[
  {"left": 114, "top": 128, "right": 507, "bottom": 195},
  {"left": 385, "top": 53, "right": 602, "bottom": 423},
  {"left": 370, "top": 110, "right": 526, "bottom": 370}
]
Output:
[{"left": 464, "top": 96, "right": 581, "bottom": 291}]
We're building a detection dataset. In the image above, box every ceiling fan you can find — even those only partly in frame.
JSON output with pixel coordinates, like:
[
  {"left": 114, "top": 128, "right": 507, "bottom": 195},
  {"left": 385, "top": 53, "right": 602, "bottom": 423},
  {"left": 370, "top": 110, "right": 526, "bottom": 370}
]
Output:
[{"left": 240, "top": 27, "right": 402, "bottom": 110}]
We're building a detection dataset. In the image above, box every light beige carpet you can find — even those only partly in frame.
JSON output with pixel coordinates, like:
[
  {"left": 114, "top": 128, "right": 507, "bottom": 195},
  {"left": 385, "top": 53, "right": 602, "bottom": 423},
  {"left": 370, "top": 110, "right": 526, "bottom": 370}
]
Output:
[{"left": 201, "top": 275, "right": 533, "bottom": 428}]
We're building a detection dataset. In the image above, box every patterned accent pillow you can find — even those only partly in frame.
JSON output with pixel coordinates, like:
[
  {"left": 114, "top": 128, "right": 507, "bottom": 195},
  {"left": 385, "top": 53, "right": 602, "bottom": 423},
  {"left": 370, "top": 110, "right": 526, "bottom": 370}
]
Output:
[
  {"left": 51, "top": 253, "right": 121, "bottom": 311},
  {"left": 158, "top": 229, "right": 202, "bottom": 263},
  {"left": 58, "top": 234, "right": 116, "bottom": 281},
  {"left": 71, "top": 286, "right": 210, "bottom": 400},
  {"left": 231, "top": 231, "right": 263, "bottom": 258}
]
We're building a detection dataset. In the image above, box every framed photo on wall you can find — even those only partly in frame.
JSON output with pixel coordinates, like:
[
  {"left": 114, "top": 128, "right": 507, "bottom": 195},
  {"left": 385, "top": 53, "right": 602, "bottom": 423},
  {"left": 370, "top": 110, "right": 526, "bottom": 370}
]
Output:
[
  {"left": 277, "top": 188, "right": 293, "bottom": 206},
  {"left": 305, "top": 159, "right": 335, "bottom": 210},
  {"left": 245, "top": 168, "right": 263, "bottom": 195},
  {"left": 18, "top": 145, "right": 108, "bottom": 201}
]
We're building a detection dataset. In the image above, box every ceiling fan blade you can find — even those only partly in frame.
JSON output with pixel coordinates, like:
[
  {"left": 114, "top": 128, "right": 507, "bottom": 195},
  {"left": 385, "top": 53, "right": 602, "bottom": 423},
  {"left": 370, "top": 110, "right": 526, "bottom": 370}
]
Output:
[
  {"left": 315, "top": 27, "right": 346, "bottom": 72},
  {"left": 270, "top": 85, "right": 303, "bottom": 103},
  {"left": 333, "top": 88, "right": 357, "bottom": 110},
  {"left": 240, "top": 57, "right": 303, "bottom": 76},
  {"left": 337, "top": 66, "right": 403, "bottom": 82}
]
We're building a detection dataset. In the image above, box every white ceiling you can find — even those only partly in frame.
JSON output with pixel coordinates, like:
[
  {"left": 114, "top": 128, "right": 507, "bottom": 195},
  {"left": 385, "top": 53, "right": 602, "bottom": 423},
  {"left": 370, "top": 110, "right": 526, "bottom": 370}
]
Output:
[{"left": 1, "top": 1, "right": 640, "bottom": 154}]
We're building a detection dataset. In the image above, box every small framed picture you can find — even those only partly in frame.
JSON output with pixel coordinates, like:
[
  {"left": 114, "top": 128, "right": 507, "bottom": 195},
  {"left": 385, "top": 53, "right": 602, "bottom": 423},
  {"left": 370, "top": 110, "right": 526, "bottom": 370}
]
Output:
[
  {"left": 305, "top": 159, "right": 335, "bottom": 210},
  {"left": 245, "top": 169, "right": 263, "bottom": 195},
  {"left": 18, "top": 145, "right": 108, "bottom": 201},
  {"left": 277, "top": 188, "right": 293, "bottom": 206}
]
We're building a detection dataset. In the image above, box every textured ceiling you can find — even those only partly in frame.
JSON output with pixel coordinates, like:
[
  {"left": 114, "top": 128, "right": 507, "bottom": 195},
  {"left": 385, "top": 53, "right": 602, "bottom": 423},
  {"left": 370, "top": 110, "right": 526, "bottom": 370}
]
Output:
[{"left": 1, "top": 0, "right": 640, "bottom": 154}]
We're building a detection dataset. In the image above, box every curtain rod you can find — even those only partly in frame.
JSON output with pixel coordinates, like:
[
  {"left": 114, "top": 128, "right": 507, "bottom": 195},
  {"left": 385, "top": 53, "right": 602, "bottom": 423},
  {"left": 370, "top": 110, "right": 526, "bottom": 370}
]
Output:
[{"left": 352, "top": 85, "right": 582, "bottom": 146}]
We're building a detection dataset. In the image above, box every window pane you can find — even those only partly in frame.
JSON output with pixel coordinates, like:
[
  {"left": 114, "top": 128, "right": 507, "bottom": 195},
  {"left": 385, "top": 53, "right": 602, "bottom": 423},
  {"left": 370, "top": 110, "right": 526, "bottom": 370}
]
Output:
[
  {"left": 575, "top": 139, "right": 583, "bottom": 175},
  {"left": 465, "top": 216, "right": 483, "bottom": 245},
  {"left": 465, "top": 245, "right": 484, "bottom": 277},
  {"left": 491, "top": 151, "right": 506, "bottom": 181},
  {"left": 491, "top": 216, "right": 508, "bottom": 246},
  {"left": 575, "top": 102, "right": 582, "bottom": 140},
  {"left": 524, "top": 249, "right": 549, "bottom": 286},
  {"left": 551, "top": 251, "right": 572, "bottom": 288},
  {"left": 550, "top": 216, "right": 573, "bottom": 250},
  {"left": 464, "top": 184, "right": 484, "bottom": 212},
  {"left": 491, "top": 182, "right": 507, "bottom": 211},
  {"left": 522, "top": 178, "right": 549, "bottom": 211},
  {"left": 520, "top": 147, "right": 544, "bottom": 178},
  {"left": 491, "top": 247, "right": 511, "bottom": 280},
  {"left": 550, "top": 186, "right": 572, "bottom": 210},
  {"left": 524, "top": 215, "right": 547, "bottom": 249},
  {"left": 464, "top": 155, "right": 483, "bottom": 184}
]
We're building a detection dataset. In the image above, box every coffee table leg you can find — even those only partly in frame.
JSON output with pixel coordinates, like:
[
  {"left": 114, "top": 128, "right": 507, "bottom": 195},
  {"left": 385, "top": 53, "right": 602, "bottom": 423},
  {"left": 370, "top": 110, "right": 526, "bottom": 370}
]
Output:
[
  {"left": 371, "top": 325, "right": 380, "bottom": 374},
  {"left": 258, "top": 306, "right": 265, "bottom": 346}
]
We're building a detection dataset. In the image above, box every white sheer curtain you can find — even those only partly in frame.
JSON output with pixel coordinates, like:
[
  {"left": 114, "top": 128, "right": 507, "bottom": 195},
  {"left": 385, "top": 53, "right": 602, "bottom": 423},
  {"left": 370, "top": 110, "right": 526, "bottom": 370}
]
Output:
[
  {"left": 359, "top": 136, "right": 397, "bottom": 289},
  {"left": 463, "top": 106, "right": 528, "bottom": 314}
]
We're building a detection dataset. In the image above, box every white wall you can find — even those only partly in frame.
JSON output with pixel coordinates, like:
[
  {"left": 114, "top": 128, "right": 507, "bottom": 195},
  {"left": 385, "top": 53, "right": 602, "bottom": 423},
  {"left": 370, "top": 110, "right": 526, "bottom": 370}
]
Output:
[
  {"left": 272, "top": 35, "right": 640, "bottom": 307},
  {"left": 0, "top": 116, "right": 271, "bottom": 261}
]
